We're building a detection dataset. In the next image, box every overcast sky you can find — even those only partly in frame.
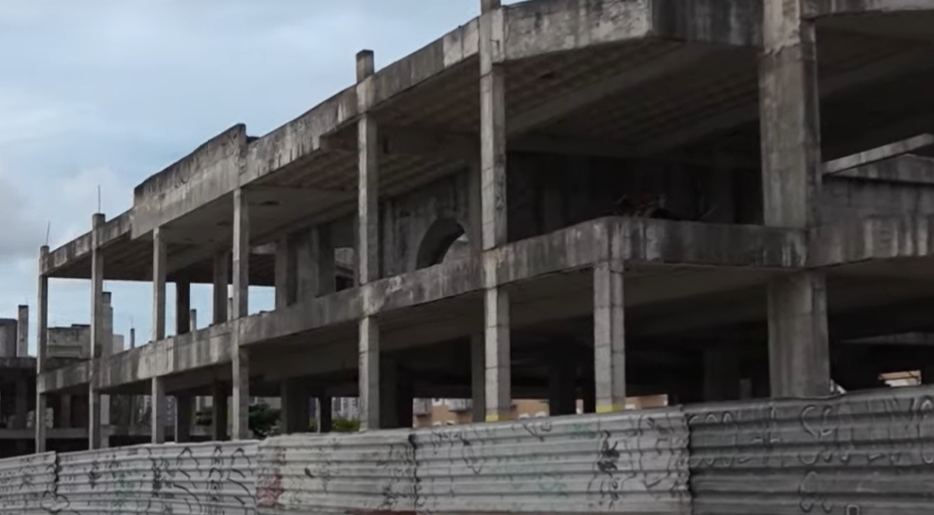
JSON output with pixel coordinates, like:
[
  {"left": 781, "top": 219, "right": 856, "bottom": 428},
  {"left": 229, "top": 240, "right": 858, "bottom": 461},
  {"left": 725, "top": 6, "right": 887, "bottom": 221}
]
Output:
[{"left": 0, "top": 0, "right": 512, "bottom": 352}]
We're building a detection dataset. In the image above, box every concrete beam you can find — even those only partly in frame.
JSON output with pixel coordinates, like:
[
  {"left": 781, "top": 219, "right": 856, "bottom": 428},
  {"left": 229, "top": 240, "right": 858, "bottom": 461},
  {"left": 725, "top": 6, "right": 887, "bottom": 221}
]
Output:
[
  {"left": 652, "top": 0, "right": 761, "bottom": 47},
  {"left": 824, "top": 134, "right": 934, "bottom": 176},
  {"left": 509, "top": 45, "right": 712, "bottom": 137},
  {"left": 811, "top": 216, "right": 934, "bottom": 266},
  {"left": 133, "top": 125, "right": 247, "bottom": 239},
  {"left": 641, "top": 48, "right": 934, "bottom": 156},
  {"left": 806, "top": 0, "right": 934, "bottom": 18},
  {"left": 503, "top": 0, "right": 650, "bottom": 61}
]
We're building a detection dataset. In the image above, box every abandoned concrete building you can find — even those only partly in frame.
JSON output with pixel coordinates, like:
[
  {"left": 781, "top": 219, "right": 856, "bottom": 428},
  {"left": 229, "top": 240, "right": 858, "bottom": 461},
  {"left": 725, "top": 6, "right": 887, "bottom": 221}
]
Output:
[{"left": 31, "top": 0, "right": 934, "bottom": 451}]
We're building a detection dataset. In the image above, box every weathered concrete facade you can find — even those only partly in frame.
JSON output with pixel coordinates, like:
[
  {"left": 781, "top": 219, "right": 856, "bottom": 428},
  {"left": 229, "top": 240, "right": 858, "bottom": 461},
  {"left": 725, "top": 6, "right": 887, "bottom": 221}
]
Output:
[{"left": 31, "top": 0, "right": 934, "bottom": 451}]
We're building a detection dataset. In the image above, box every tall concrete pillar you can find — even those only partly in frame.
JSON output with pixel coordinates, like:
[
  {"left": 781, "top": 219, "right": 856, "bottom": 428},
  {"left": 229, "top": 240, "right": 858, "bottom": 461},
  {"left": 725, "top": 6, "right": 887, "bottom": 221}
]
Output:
[
  {"left": 548, "top": 347, "right": 577, "bottom": 416},
  {"left": 231, "top": 188, "right": 251, "bottom": 440},
  {"left": 101, "top": 292, "right": 113, "bottom": 428},
  {"left": 35, "top": 246, "right": 50, "bottom": 452},
  {"left": 211, "top": 382, "right": 228, "bottom": 441},
  {"left": 703, "top": 344, "right": 742, "bottom": 402},
  {"left": 593, "top": 262, "right": 625, "bottom": 413},
  {"left": 317, "top": 396, "right": 332, "bottom": 433},
  {"left": 16, "top": 305, "right": 28, "bottom": 357},
  {"left": 275, "top": 236, "right": 297, "bottom": 309},
  {"left": 280, "top": 379, "right": 309, "bottom": 434},
  {"left": 152, "top": 227, "right": 167, "bottom": 343},
  {"left": 89, "top": 213, "right": 105, "bottom": 450},
  {"left": 213, "top": 252, "right": 229, "bottom": 325},
  {"left": 14, "top": 378, "right": 28, "bottom": 429},
  {"left": 760, "top": 0, "right": 822, "bottom": 229},
  {"left": 175, "top": 395, "right": 192, "bottom": 443},
  {"left": 768, "top": 272, "right": 830, "bottom": 397},
  {"left": 760, "top": 0, "right": 830, "bottom": 398},
  {"left": 479, "top": 0, "right": 511, "bottom": 423},
  {"left": 359, "top": 316, "right": 380, "bottom": 429},
  {"left": 307, "top": 226, "right": 336, "bottom": 298},
  {"left": 470, "top": 330, "right": 485, "bottom": 423},
  {"left": 176, "top": 281, "right": 191, "bottom": 336},
  {"left": 355, "top": 49, "right": 382, "bottom": 430},
  {"left": 151, "top": 377, "right": 166, "bottom": 444},
  {"left": 484, "top": 287, "right": 510, "bottom": 422}
]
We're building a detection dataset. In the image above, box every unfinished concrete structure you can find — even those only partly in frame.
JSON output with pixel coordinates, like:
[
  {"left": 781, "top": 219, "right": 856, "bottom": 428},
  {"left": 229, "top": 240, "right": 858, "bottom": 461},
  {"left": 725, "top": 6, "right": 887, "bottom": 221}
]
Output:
[{"left": 34, "top": 0, "right": 934, "bottom": 450}]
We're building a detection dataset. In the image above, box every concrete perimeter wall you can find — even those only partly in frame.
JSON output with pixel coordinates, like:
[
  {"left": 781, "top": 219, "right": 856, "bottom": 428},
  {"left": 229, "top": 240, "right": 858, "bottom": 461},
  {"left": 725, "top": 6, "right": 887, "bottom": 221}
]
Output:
[{"left": 0, "top": 388, "right": 931, "bottom": 514}]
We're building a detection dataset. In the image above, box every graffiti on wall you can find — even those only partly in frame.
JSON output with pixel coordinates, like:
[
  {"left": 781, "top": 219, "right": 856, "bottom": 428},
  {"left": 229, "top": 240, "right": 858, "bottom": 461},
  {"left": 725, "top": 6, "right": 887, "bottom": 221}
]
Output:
[
  {"left": 688, "top": 391, "right": 934, "bottom": 515},
  {"left": 50, "top": 442, "right": 256, "bottom": 515}
]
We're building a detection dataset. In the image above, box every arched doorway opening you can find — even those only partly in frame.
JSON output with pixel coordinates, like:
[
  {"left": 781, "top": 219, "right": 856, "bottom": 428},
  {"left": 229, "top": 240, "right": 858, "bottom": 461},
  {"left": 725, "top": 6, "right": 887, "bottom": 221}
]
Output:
[{"left": 415, "top": 218, "right": 469, "bottom": 269}]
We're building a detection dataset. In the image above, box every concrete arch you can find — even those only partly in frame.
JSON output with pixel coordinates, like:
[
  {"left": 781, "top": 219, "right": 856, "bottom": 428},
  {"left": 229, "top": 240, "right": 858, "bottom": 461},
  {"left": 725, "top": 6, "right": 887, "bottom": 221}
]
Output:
[{"left": 415, "top": 218, "right": 467, "bottom": 269}]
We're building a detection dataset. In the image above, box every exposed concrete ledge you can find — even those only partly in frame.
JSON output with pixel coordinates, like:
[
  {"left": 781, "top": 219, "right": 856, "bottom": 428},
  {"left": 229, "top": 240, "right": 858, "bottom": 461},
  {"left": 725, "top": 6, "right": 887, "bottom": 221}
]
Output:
[
  {"left": 133, "top": 125, "right": 248, "bottom": 239},
  {"left": 504, "top": 0, "right": 651, "bottom": 60},
  {"left": 811, "top": 216, "right": 934, "bottom": 266},
  {"left": 39, "top": 360, "right": 88, "bottom": 393},
  {"left": 652, "top": 0, "right": 761, "bottom": 47},
  {"left": 45, "top": 211, "right": 132, "bottom": 276},
  {"left": 806, "top": 0, "right": 934, "bottom": 18},
  {"left": 41, "top": 217, "right": 805, "bottom": 393},
  {"left": 826, "top": 155, "right": 934, "bottom": 185}
]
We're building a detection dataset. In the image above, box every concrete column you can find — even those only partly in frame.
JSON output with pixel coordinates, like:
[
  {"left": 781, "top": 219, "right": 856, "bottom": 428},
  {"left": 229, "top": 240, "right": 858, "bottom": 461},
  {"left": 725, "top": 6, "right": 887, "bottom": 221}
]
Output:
[
  {"left": 470, "top": 329, "right": 485, "bottom": 423},
  {"left": 355, "top": 50, "right": 382, "bottom": 431},
  {"left": 211, "top": 382, "right": 228, "bottom": 441},
  {"left": 703, "top": 344, "right": 742, "bottom": 402},
  {"left": 151, "top": 229, "right": 167, "bottom": 344},
  {"left": 16, "top": 305, "right": 28, "bottom": 357},
  {"left": 151, "top": 377, "right": 166, "bottom": 444},
  {"left": 309, "top": 226, "right": 336, "bottom": 297},
  {"left": 760, "top": 0, "right": 822, "bottom": 229},
  {"left": 175, "top": 395, "right": 192, "bottom": 443},
  {"left": 213, "top": 252, "right": 229, "bottom": 325},
  {"left": 14, "top": 378, "right": 28, "bottom": 429},
  {"left": 479, "top": 0, "right": 510, "bottom": 424},
  {"left": 480, "top": 0, "right": 506, "bottom": 251},
  {"left": 768, "top": 272, "right": 830, "bottom": 397},
  {"left": 175, "top": 281, "right": 191, "bottom": 336},
  {"left": 232, "top": 189, "right": 249, "bottom": 318},
  {"left": 231, "top": 188, "right": 251, "bottom": 440},
  {"left": 35, "top": 245, "right": 49, "bottom": 452},
  {"left": 190, "top": 309, "right": 198, "bottom": 333},
  {"left": 593, "top": 261, "right": 625, "bottom": 413},
  {"left": 280, "top": 379, "right": 309, "bottom": 434},
  {"left": 484, "top": 287, "right": 511, "bottom": 422},
  {"left": 275, "top": 236, "right": 297, "bottom": 309},
  {"left": 232, "top": 350, "right": 250, "bottom": 440},
  {"left": 548, "top": 347, "right": 577, "bottom": 416},
  {"left": 317, "top": 396, "right": 332, "bottom": 433},
  {"left": 356, "top": 50, "right": 379, "bottom": 286},
  {"left": 358, "top": 316, "right": 380, "bottom": 429},
  {"left": 89, "top": 213, "right": 105, "bottom": 450}
]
